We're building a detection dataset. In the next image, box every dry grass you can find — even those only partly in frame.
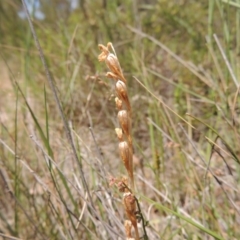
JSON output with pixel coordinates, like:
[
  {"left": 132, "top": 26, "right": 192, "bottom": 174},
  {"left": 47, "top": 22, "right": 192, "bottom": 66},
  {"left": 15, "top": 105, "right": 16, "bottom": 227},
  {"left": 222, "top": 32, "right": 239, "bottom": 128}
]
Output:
[{"left": 1, "top": 1, "right": 240, "bottom": 240}]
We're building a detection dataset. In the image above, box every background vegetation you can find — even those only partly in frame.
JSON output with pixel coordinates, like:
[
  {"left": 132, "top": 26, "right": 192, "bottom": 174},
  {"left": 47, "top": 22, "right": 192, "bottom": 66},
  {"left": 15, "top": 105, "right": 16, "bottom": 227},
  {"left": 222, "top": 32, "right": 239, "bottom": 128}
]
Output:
[{"left": 1, "top": 0, "right": 240, "bottom": 239}]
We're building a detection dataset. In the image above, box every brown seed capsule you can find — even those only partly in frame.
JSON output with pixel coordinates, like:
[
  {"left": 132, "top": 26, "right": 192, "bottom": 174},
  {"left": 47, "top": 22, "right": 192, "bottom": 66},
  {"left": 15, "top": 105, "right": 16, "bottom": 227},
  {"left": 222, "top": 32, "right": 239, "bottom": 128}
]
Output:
[
  {"left": 118, "top": 110, "right": 130, "bottom": 135},
  {"left": 124, "top": 192, "right": 136, "bottom": 215},
  {"left": 123, "top": 192, "right": 139, "bottom": 239},
  {"left": 105, "top": 53, "right": 122, "bottom": 78},
  {"left": 116, "top": 80, "right": 128, "bottom": 101},
  {"left": 123, "top": 192, "right": 137, "bottom": 226},
  {"left": 115, "top": 80, "right": 131, "bottom": 113},
  {"left": 119, "top": 141, "right": 130, "bottom": 171}
]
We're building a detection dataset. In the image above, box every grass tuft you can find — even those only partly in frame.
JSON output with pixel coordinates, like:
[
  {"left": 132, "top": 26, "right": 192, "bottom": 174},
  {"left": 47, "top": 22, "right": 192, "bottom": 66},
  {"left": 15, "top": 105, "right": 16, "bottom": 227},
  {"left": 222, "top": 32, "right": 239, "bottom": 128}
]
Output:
[{"left": 1, "top": 0, "right": 240, "bottom": 239}]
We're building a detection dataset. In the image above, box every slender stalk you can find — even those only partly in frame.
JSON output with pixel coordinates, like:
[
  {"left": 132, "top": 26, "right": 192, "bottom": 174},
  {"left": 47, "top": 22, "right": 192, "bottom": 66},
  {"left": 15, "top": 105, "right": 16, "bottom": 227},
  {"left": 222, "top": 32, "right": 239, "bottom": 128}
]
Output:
[{"left": 98, "top": 42, "right": 140, "bottom": 239}]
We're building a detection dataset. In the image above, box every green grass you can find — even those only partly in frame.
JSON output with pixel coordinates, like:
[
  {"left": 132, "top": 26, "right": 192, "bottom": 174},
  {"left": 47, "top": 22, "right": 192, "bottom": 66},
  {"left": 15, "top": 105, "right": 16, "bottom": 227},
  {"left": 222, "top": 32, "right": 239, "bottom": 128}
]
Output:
[{"left": 0, "top": 0, "right": 240, "bottom": 239}]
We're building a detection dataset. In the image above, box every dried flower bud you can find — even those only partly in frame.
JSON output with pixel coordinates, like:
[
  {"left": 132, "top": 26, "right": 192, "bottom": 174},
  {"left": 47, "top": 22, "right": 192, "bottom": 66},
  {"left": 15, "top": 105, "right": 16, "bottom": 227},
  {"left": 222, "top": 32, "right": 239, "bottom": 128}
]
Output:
[
  {"left": 116, "top": 80, "right": 128, "bottom": 101},
  {"left": 115, "top": 97, "right": 123, "bottom": 110},
  {"left": 123, "top": 192, "right": 137, "bottom": 231},
  {"left": 107, "top": 42, "right": 112, "bottom": 50},
  {"left": 115, "top": 128, "right": 123, "bottom": 141},
  {"left": 119, "top": 139, "right": 134, "bottom": 189},
  {"left": 123, "top": 193, "right": 136, "bottom": 212},
  {"left": 119, "top": 141, "right": 130, "bottom": 171},
  {"left": 98, "top": 44, "right": 109, "bottom": 62},
  {"left": 118, "top": 110, "right": 130, "bottom": 135},
  {"left": 115, "top": 80, "right": 131, "bottom": 113},
  {"left": 116, "top": 177, "right": 129, "bottom": 192},
  {"left": 105, "top": 53, "right": 121, "bottom": 76},
  {"left": 98, "top": 43, "right": 126, "bottom": 82}
]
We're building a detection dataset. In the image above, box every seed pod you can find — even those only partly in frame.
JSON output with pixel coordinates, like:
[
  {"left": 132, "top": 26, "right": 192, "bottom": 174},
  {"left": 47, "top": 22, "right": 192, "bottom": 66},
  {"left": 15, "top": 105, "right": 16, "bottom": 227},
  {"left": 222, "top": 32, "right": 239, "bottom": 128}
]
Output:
[
  {"left": 123, "top": 192, "right": 136, "bottom": 216},
  {"left": 119, "top": 141, "right": 134, "bottom": 189},
  {"left": 105, "top": 53, "right": 123, "bottom": 80},
  {"left": 119, "top": 141, "right": 130, "bottom": 171},
  {"left": 123, "top": 192, "right": 137, "bottom": 235},
  {"left": 115, "top": 80, "right": 129, "bottom": 107},
  {"left": 118, "top": 110, "right": 130, "bottom": 135}
]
